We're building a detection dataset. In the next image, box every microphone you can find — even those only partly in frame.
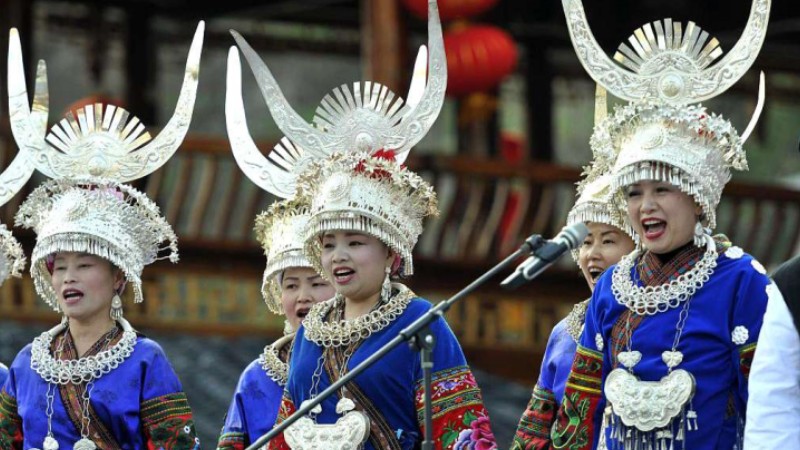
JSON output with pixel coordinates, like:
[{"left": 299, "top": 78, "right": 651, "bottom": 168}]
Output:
[{"left": 501, "top": 222, "right": 589, "bottom": 289}]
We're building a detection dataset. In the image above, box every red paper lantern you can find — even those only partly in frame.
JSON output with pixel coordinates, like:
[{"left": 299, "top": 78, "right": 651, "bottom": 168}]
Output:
[
  {"left": 64, "top": 94, "right": 125, "bottom": 117},
  {"left": 402, "top": 0, "right": 500, "bottom": 21},
  {"left": 444, "top": 25, "right": 518, "bottom": 97}
]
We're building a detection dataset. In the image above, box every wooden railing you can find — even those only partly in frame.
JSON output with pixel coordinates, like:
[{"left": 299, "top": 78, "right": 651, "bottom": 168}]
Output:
[{"left": 3, "top": 135, "right": 800, "bottom": 381}]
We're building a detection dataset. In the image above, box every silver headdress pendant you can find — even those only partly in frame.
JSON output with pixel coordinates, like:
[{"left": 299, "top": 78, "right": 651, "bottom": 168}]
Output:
[
  {"left": 9, "top": 23, "right": 205, "bottom": 310},
  {"left": 228, "top": 0, "right": 445, "bottom": 163},
  {"left": 565, "top": 0, "right": 770, "bottom": 230}
]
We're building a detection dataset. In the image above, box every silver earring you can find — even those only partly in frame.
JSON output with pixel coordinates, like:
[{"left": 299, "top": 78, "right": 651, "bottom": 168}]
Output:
[
  {"left": 381, "top": 266, "right": 392, "bottom": 301},
  {"left": 283, "top": 319, "right": 293, "bottom": 335},
  {"left": 693, "top": 222, "right": 705, "bottom": 247},
  {"left": 110, "top": 294, "right": 123, "bottom": 321}
]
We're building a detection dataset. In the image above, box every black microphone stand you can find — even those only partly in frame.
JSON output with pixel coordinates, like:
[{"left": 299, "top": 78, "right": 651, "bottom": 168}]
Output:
[{"left": 246, "top": 233, "right": 546, "bottom": 450}]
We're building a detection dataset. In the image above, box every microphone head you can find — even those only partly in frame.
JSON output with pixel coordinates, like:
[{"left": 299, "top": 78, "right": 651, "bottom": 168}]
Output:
[{"left": 558, "top": 222, "right": 589, "bottom": 250}]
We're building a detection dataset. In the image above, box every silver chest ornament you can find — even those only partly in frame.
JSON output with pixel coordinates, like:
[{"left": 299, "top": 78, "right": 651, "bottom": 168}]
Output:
[
  {"left": 34, "top": 437, "right": 97, "bottom": 450},
  {"left": 605, "top": 368, "right": 695, "bottom": 432},
  {"left": 284, "top": 397, "right": 371, "bottom": 450}
]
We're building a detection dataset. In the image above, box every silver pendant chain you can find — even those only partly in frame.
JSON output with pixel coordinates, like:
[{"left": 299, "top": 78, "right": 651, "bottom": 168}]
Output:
[
  {"left": 35, "top": 319, "right": 136, "bottom": 450},
  {"left": 307, "top": 300, "right": 365, "bottom": 420},
  {"left": 621, "top": 295, "right": 693, "bottom": 373}
]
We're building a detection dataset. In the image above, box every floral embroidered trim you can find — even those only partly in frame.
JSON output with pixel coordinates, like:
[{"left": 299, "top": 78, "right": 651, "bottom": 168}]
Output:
[
  {"left": 141, "top": 392, "right": 199, "bottom": 449},
  {"left": 447, "top": 413, "right": 495, "bottom": 450},
  {"left": 269, "top": 393, "right": 297, "bottom": 450},
  {"left": 414, "top": 366, "right": 495, "bottom": 449},
  {"left": 552, "top": 345, "right": 603, "bottom": 450},
  {"left": 216, "top": 431, "right": 246, "bottom": 450},
  {"left": 731, "top": 326, "right": 749, "bottom": 345},
  {"left": 415, "top": 366, "right": 484, "bottom": 421},
  {"left": 565, "top": 346, "right": 603, "bottom": 395},
  {"left": 303, "top": 283, "right": 414, "bottom": 347},
  {"left": 0, "top": 389, "right": 23, "bottom": 449},
  {"left": 512, "top": 384, "right": 557, "bottom": 449},
  {"left": 738, "top": 343, "right": 757, "bottom": 379},
  {"left": 566, "top": 300, "right": 589, "bottom": 343},
  {"left": 141, "top": 392, "right": 194, "bottom": 427}
]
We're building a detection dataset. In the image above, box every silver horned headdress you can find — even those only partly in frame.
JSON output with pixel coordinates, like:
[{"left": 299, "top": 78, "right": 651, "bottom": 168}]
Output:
[
  {"left": 227, "top": 0, "right": 444, "bottom": 282},
  {"left": 564, "top": 0, "right": 769, "bottom": 229},
  {"left": 0, "top": 40, "right": 46, "bottom": 285},
  {"left": 228, "top": 0, "right": 445, "bottom": 164},
  {"left": 9, "top": 23, "right": 204, "bottom": 310}
]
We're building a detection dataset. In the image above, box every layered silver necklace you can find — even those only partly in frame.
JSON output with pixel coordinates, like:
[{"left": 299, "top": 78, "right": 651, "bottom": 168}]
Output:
[
  {"left": 611, "top": 235, "right": 717, "bottom": 315},
  {"left": 565, "top": 299, "right": 590, "bottom": 343},
  {"left": 604, "top": 235, "right": 717, "bottom": 450},
  {"left": 303, "top": 283, "right": 414, "bottom": 347},
  {"left": 30, "top": 318, "right": 137, "bottom": 450},
  {"left": 258, "top": 333, "right": 295, "bottom": 386}
]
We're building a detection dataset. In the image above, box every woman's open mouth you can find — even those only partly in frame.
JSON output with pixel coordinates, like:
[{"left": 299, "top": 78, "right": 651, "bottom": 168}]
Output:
[
  {"left": 61, "top": 288, "right": 84, "bottom": 305},
  {"left": 296, "top": 307, "right": 311, "bottom": 320},
  {"left": 588, "top": 266, "right": 605, "bottom": 282},
  {"left": 642, "top": 218, "right": 666, "bottom": 240},
  {"left": 332, "top": 267, "right": 355, "bottom": 285}
]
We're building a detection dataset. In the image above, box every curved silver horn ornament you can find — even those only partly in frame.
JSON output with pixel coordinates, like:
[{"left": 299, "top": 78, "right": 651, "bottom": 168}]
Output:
[
  {"left": 229, "top": 0, "right": 445, "bottom": 167},
  {"left": 562, "top": 0, "right": 770, "bottom": 105},
  {"left": 226, "top": 47, "right": 308, "bottom": 198},
  {"left": 8, "top": 21, "right": 205, "bottom": 183}
]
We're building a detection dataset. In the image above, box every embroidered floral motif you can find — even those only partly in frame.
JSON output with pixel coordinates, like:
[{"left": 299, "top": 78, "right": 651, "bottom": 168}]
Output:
[
  {"left": 216, "top": 431, "right": 246, "bottom": 450},
  {"left": 751, "top": 259, "right": 766, "bottom": 274},
  {"left": 418, "top": 366, "right": 496, "bottom": 449},
  {"left": 551, "top": 346, "right": 603, "bottom": 450},
  {"left": 0, "top": 390, "right": 23, "bottom": 449},
  {"left": 141, "top": 392, "right": 198, "bottom": 449},
  {"left": 511, "top": 384, "right": 556, "bottom": 449},
  {"left": 595, "top": 333, "right": 604, "bottom": 351},
  {"left": 738, "top": 343, "right": 757, "bottom": 379},
  {"left": 731, "top": 326, "right": 749, "bottom": 345},
  {"left": 452, "top": 414, "right": 496, "bottom": 450},
  {"left": 725, "top": 246, "right": 744, "bottom": 259},
  {"left": 268, "top": 393, "right": 296, "bottom": 450}
]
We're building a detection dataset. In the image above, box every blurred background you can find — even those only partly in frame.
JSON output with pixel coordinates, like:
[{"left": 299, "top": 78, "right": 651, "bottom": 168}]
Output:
[{"left": 2, "top": 0, "right": 800, "bottom": 445}]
